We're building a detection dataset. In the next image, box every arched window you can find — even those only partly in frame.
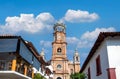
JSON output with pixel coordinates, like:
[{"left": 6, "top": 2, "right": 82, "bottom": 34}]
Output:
[
  {"left": 57, "top": 48, "right": 62, "bottom": 54},
  {"left": 76, "top": 57, "right": 79, "bottom": 61},
  {"left": 57, "top": 77, "right": 62, "bottom": 79},
  {"left": 57, "top": 64, "right": 62, "bottom": 69}
]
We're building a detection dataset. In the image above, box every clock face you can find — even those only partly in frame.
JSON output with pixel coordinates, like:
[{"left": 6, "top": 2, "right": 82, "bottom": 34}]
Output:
[
  {"left": 58, "top": 35, "right": 61, "bottom": 39},
  {"left": 57, "top": 34, "right": 61, "bottom": 40}
]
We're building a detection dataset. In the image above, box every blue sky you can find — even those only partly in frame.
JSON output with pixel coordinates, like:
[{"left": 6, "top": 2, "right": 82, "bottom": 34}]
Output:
[{"left": 0, "top": 0, "right": 120, "bottom": 66}]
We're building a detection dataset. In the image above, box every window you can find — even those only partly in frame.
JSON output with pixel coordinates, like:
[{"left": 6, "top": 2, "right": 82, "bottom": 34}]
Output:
[
  {"left": 57, "top": 64, "right": 62, "bottom": 69},
  {"left": 57, "top": 48, "right": 62, "bottom": 54},
  {"left": 76, "top": 57, "right": 79, "bottom": 62},
  {"left": 88, "top": 67, "right": 91, "bottom": 79},
  {"left": 96, "top": 55, "right": 102, "bottom": 76},
  {"left": 57, "top": 77, "right": 62, "bottom": 79}
]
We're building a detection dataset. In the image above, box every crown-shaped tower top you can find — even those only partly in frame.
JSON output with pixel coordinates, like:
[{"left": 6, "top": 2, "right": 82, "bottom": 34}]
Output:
[{"left": 53, "top": 22, "right": 66, "bottom": 33}]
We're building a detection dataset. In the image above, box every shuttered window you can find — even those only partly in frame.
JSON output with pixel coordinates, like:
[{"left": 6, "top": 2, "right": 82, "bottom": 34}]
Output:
[{"left": 96, "top": 55, "right": 102, "bottom": 76}]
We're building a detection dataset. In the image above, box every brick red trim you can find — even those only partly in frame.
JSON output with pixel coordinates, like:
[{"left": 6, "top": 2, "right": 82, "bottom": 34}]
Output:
[{"left": 107, "top": 68, "right": 116, "bottom": 79}]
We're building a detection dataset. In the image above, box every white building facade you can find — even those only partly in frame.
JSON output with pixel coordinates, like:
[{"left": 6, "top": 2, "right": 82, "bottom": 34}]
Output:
[{"left": 80, "top": 32, "right": 120, "bottom": 79}]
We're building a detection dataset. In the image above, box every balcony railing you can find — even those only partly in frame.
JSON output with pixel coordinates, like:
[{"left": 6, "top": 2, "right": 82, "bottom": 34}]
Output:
[
  {"left": 0, "top": 60, "right": 11, "bottom": 71},
  {"left": 16, "top": 63, "right": 33, "bottom": 78},
  {"left": 0, "top": 60, "right": 33, "bottom": 78}
]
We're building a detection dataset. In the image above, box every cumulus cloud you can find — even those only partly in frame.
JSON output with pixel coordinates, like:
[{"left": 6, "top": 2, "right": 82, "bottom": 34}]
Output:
[
  {"left": 77, "top": 27, "right": 116, "bottom": 48},
  {"left": 81, "top": 27, "right": 116, "bottom": 41},
  {"left": 40, "top": 40, "right": 52, "bottom": 48},
  {"left": 0, "top": 9, "right": 100, "bottom": 34},
  {"left": 0, "top": 13, "right": 55, "bottom": 34},
  {"left": 66, "top": 37, "right": 79, "bottom": 44},
  {"left": 61, "top": 9, "right": 99, "bottom": 23},
  {"left": 66, "top": 27, "right": 116, "bottom": 48}
]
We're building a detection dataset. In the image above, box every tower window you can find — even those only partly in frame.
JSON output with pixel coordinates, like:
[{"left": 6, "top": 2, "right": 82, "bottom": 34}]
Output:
[
  {"left": 57, "top": 48, "right": 62, "bottom": 54},
  {"left": 57, "top": 64, "right": 62, "bottom": 69},
  {"left": 57, "top": 77, "right": 62, "bottom": 79},
  {"left": 76, "top": 57, "right": 79, "bottom": 62}
]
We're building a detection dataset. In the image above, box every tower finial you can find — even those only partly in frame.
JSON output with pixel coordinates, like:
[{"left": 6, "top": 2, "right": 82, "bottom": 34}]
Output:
[
  {"left": 75, "top": 48, "right": 78, "bottom": 52},
  {"left": 74, "top": 48, "right": 80, "bottom": 62},
  {"left": 40, "top": 48, "right": 45, "bottom": 59},
  {"left": 53, "top": 22, "right": 66, "bottom": 33}
]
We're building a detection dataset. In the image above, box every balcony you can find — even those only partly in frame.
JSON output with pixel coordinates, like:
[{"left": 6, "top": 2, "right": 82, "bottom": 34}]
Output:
[
  {"left": 0, "top": 59, "right": 33, "bottom": 79},
  {"left": 0, "top": 60, "right": 11, "bottom": 71},
  {"left": 0, "top": 36, "right": 41, "bottom": 79},
  {"left": 0, "top": 71, "right": 31, "bottom": 79}
]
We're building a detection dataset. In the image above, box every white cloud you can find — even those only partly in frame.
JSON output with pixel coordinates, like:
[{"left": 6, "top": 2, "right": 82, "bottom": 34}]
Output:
[
  {"left": 40, "top": 40, "right": 51, "bottom": 48},
  {"left": 0, "top": 13, "right": 55, "bottom": 34},
  {"left": 66, "top": 27, "right": 116, "bottom": 48},
  {"left": 81, "top": 27, "right": 116, "bottom": 41},
  {"left": 66, "top": 37, "right": 79, "bottom": 44},
  {"left": 66, "top": 36, "right": 92, "bottom": 48},
  {"left": 77, "top": 40, "right": 92, "bottom": 48},
  {"left": 0, "top": 9, "right": 100, "bottom": 34},
  {"left": 77, "top": 27, "right": 116, "bottom": 48},
  {"left": 61, "top": 9, "right": 99, "bottom": 23}
]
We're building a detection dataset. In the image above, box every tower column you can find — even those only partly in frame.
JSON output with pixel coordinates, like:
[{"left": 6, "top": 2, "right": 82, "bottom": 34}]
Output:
[
  {"left": 51, "top": 22, "right": 68, "bottom": 79},
  {"left": 73, "top": 49, "right": 80, "bottom": 73}
]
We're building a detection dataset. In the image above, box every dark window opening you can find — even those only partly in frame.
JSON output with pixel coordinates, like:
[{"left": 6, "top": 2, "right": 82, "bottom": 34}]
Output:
[
  {"left": 57, "top": 77, "right": 62, "bottom": 79},
  {"left": 57, "top": 48, "right": 62, "bottom": 53},
  {"left": 88, "top": 67, "right": 91, "bottom": 79},
  {"left": 96, "top": 55, "right": 102, "bottom": 76},
  {"left": 76, "top": 57, "right": 79, "bottom": 61},
  {"left": 57, "top": 64, "right": 62, "bottom": 69}
]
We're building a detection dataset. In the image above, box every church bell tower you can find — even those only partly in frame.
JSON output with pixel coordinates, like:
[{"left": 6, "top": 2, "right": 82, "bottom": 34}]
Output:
[
  {"left": 51, "top": 22, "right": 69, "bottom": 79},
  {"left": 52, "top": 22, "right": 67, "bottom": 60}
]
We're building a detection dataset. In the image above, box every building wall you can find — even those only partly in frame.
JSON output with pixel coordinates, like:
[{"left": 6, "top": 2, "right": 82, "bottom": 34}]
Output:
[
  {"left": 51, "top": 54, "right": 80, "bottom": 79},
  {"left": 68, "top": 61, "right": 80, "bottom": 74},
  {"left": 83, "top": 40, "right": 109, "bottom": 79},
  {"left": 52, "top": 43, "right": 67, "bottom": 60},
  {"left": 107, "top": 37, "right": 120, "bottom": 79},
  {"left": 68, "top": 62, "right": 74, "bottom": 74},
  {"left": 51, "top": 59, "right": 70, "bottom": 79}
]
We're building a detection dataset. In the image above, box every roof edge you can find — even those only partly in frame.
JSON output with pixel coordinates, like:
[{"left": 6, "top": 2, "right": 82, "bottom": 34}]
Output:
[{"left": 80, "top": 32, "right": 120, "bottom": 73}]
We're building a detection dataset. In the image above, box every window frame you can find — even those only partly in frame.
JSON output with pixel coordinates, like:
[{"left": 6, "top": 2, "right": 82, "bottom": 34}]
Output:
[
  {"left": 96, "top": 55, "right": 102, "bottom": 76},
  {"left": 57, "top": 48, "right": 62, "bottom": 54},
  {"left": 88, "top": 67, "right": 91, "bottom": 79},
  {"left": 57, "top": 64, "right": 62, "bottom": 69}
]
